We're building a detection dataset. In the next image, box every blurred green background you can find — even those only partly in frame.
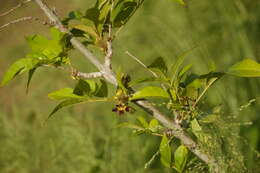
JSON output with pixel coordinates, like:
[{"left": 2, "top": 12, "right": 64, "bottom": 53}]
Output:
[{"left": 0, "top": 0, "right": 259, "bottom": 172}]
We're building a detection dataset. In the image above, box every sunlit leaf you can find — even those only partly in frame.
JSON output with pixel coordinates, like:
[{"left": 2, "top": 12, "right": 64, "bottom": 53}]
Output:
[
  {"left": 131, "top": 86, "right": 169, "bottom": 100},
  {"left": 227, "top": 58, "right": 260, "bottom": 77},
  {"left": 160, "top": 134, "right": 172, "bottom": 168},
  {"left": 48, "top": 88, "right": 84, "bottom": 100},
  {"left": 1, "top": 58, "right": 33, "bottom": 86},
  {"left": 174, "top": 145, "right": 188, "bottom": 172}
]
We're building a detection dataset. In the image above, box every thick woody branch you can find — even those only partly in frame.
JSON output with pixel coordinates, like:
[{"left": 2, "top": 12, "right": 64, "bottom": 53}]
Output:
[
  {"left": 33, "top": 0, "right": 219, "bottom": 171},
  {"left": 0, "top": 0, "right": 32, "bottom": 17}
]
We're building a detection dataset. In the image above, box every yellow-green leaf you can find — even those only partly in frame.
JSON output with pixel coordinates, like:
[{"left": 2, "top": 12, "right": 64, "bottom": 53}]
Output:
[
  {"left": 48, "top": 88, "right": 84, "bottom": 100},
  {"left": 174, "top": 145, "right": 188, "bottom": 172},
  {"left": 160, "top": 134, "right": 172, "bottom": 168},
  {"left": 227, "top": 58, "right": 260, "bottom": 77}
]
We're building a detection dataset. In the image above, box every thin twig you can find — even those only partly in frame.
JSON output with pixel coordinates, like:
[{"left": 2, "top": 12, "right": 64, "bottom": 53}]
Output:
[
  {"left": 33, "top": 0, "right": 220, "bottom": 171},
  {"left": 193, "top": 78, "right": 218, "bottom": 107},
  {"left": 0, "top": 0, "right": 32, "bottom": 17},
  {"left": 125, "top": 51, "right": 158, "bottom": 77},
  {"left": 0, "top": 16, "right": 33, "bottom": 32},
  {"left": 72, "top": 71, "right": 103, "bottom": 79}
]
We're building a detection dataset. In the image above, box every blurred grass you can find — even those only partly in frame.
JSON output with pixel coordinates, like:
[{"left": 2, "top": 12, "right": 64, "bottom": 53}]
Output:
[{"left": 0, "top": 0, "right": 260, "bottom": 172}]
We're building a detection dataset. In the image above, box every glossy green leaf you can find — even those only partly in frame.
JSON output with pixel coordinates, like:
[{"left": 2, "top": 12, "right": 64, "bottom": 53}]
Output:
[
  {"left": 160, "top": 135, "right": 172, "bottom": 168},
  {"left": 174, "top": 145, "right": 188, "bottom": 172},
  {"left": 227, "top": 58, "right": 260, "bottom": 77},
  {"left": 1, "top": 58, "right": 33, "bottom": 86},
  {"left": 48, "top": 88, "right": 84, "bottom": 100},
  {"left": 131, "top": 86, "right": 169, "bottom": 100},
  {"left": 148, "top": 57, "right": 168, "bottom": 76}
]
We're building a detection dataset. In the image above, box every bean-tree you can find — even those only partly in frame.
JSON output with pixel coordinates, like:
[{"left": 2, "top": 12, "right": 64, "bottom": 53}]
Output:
[{"left": 1, "top": 0, "right": 260, "bottom": 172}]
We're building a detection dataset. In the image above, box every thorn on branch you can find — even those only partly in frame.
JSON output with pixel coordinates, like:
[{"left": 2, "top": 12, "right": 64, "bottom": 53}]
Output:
[{"left": 0, "top": 0, "right": 32, "bottom": 17}]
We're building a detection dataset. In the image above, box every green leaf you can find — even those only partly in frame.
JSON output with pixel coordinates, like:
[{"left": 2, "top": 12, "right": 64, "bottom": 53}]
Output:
[
  {"left": 178, "top": 64, "right": 192, "bottom": 80},
  {"left": 26, "top": 28, "right": 65, "bottom": 60},
  {"left": 148, "top": 119, "right": 161, "bottom": 133},
  {"left": 174, "top": 145, "right": 188, "bottom": 172},
  {"left": 73, "top": 79, "right": 92, "bottom": 96},
  {"left": 26, "top": 68, "right": 36, "bottom": 93},
  {"left": 48, "top": 99, "right": 84, "bottom": 119},
  {"left": 160, "top": 135, "right": 172, "bottom": 168},
  {"left": 111, "top": 0, "right": 137, "bottom": 27},
  {"left": 147, "top": 57, "right": 168, "bottom": 76},
  {"left": 149, "top": 119, "right": 159, "bottom": 128},
  {"left": 95, "top": 79, "right": 108, "bottom": 97},
  {"left": 48, "top": 97, "right": 108, "bottom": 119},
  {"left": 48, "top": 88, "right": 84, "bottom": 100},
  {"left": 72, "top": 24, "right": 99, "bottom": 39},
  {"left": 1, "top": 58, "right": 33, "bottom": 86},
  {"left": 99, "top": 1, "right": 111, "bottom": 21},
  {"left": 227, "top": 58, "right": 260, "bottom": 77},
  {"left": 85, "top": 7, "right": 100, "bottom": 27},
  {"left": 131, "top": 86, "right": 170, "bottom": 100},
  {"left": 137, "top": 116, "right": 149, "bottom": 128}
]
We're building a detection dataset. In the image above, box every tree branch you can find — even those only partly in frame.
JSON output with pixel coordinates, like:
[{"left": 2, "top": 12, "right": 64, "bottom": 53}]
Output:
[
  {"left": 0, "top": 16, "right": 33, "bottom": 32},
  {"left": 72, "top": 71, "right": 103, "bottom": 79},
  {"left": 0, "top": 0, "right": 32, "bottom": 17},
  {"left": 33, "top": 0, "right": 219, "bottom": 171},
  {"left": 104, "top": 24, "right": 113, "bottom": 69}
]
